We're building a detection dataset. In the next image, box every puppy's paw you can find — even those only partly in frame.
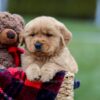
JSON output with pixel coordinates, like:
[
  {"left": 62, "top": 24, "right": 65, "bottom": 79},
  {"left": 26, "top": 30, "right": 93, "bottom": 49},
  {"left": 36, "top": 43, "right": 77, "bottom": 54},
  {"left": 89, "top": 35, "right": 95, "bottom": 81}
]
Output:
[
  {"left": 40, "top": 68, "right": 55, "bottom": 82},
  {"left": 25, "top": 65, "right": 41, "bottom": 81}
]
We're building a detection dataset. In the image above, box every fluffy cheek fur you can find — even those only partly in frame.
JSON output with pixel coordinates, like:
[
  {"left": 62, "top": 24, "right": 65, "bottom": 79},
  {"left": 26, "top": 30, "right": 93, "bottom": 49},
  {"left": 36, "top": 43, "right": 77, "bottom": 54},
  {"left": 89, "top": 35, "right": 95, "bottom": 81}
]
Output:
[
  {"left": 25, "top": 36, "right": 61, "bottom": 56},
  {"left": 25, "top": 37, "right": 34, "bottom": 52}
]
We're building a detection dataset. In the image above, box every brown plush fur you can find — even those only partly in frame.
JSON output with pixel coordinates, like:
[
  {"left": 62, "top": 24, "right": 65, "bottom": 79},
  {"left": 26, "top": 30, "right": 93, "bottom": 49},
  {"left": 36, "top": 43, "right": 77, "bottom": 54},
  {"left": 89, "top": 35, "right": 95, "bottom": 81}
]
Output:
[
  {"left": 22, "top": 16, "right": 78, "bottom": 82},
  {"left": 0, "top": 12, "right": 24, "bottom": 46}
]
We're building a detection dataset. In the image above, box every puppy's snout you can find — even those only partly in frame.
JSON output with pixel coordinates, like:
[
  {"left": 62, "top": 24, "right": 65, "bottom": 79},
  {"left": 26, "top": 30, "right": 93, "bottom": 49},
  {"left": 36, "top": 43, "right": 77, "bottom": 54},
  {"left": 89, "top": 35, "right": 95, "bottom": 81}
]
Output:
[
  {"left": 7, "top": 31, "right": 15, "bottom": 39},
  {"left": 35, "top": 42, "right": 42, "bottom": 50}
]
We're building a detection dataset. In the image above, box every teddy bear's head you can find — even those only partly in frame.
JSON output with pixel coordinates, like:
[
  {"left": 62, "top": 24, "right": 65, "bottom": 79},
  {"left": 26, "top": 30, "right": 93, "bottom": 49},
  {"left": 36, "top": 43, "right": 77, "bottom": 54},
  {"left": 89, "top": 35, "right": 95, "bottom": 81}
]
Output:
[{"left": 0, "top": 12, "right": 25, "bottom": 47}]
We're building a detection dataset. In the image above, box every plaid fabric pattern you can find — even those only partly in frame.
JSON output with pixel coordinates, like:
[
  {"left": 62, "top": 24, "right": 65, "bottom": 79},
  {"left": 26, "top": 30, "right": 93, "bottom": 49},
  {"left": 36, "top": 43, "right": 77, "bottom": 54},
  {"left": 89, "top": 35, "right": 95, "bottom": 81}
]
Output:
[
  {"left": 0, "top": 46, "right": 24, "bottom": 100},
  {"left": 0, "top": 87, "right": 14, "bottom": 100},
  {"left": 0, "top": 68, "right": 65, "bottom": 100}
]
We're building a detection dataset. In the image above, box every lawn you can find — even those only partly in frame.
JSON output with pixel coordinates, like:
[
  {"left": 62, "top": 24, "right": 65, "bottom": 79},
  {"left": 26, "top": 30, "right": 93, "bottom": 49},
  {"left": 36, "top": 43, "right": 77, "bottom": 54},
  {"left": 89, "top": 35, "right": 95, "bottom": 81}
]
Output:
[
  {"left": 62, "top": 19, "right": 100, "bottom": 100},
  {"left": 24, "top": 16, "right": 100, "bottom": 100}
]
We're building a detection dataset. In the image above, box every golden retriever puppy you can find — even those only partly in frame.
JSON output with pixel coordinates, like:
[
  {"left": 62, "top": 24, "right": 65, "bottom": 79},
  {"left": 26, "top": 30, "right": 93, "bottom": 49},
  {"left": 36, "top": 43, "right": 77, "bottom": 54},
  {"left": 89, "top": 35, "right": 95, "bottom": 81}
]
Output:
[{"left": 21, "top": 16, "right": 78, "bottom": 82}]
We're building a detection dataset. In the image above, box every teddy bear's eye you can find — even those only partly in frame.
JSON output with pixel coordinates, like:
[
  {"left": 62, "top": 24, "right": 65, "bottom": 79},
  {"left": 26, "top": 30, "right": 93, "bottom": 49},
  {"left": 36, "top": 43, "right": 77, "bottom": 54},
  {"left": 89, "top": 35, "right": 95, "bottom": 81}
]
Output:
[{"left": 45, "top": 33, "right": 53, "bottom": 37}]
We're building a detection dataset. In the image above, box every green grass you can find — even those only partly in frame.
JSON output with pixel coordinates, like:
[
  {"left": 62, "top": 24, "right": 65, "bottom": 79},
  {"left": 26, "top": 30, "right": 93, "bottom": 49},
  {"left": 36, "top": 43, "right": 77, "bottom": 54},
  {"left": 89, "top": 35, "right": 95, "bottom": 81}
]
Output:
[
  {"left": 24, "top": 16, "right": 100, "bottom": 100},
  {"left": 62, "top": 18, "right": 100, "bottom": 100},
  {"left": 70, "top": 42, "right": 100, "bottom": 100}
]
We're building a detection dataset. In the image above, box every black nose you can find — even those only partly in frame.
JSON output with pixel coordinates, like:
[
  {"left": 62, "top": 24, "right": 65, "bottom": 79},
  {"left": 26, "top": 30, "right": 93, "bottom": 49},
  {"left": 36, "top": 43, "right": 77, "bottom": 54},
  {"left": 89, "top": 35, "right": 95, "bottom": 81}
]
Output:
[
  {"left": 7, "top": 31, "right": 15, "bottom": 39},
  {"left": 35, "top": 42, "right": 42, "bottom": 50}
]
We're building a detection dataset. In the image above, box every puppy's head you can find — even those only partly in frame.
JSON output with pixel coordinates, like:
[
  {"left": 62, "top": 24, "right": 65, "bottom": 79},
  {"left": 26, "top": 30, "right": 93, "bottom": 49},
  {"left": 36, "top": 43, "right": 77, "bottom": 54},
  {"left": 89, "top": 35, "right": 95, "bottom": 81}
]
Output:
[{"left": 22, "top": 16, "right": 72, "bottom": 56}]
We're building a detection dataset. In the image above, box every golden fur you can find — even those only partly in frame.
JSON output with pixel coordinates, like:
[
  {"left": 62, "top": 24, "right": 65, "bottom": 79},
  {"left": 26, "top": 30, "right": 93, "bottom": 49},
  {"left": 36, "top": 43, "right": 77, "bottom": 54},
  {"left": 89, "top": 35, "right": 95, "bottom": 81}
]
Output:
[{"left": 21, "top": 16, "right": 78, "bottom": 82}]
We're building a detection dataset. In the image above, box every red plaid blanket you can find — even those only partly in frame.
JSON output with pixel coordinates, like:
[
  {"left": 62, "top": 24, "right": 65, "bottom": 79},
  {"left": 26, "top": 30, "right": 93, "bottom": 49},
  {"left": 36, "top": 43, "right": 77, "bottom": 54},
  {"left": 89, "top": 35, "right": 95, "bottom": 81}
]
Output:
[{"left": 0, "top": 68, "right": 65, "bottom": 100}]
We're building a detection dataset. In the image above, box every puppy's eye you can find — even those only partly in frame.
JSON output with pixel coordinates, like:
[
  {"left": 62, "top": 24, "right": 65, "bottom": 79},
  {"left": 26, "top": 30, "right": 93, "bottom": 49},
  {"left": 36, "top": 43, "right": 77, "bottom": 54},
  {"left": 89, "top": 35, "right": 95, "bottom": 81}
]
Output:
[
  {"left": 45, "top": 33, "right": 52, "bottom": 37},
  {"left": 30, "top": 34, "right": 35, "bottom": 37}
]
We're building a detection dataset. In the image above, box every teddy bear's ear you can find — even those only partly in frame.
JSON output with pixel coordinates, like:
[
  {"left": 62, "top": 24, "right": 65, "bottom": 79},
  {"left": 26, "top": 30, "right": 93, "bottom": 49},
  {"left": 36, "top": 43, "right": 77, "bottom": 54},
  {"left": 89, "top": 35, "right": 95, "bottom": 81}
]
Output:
[
  {"left": 58, "top": 23, "right": 72, "bottom": 44},
  {"left": 12, "top": 14, "right": 25, "bottom": 28},
  {"left": 0, "top": 12, "right": 11, "bottom": 17}
]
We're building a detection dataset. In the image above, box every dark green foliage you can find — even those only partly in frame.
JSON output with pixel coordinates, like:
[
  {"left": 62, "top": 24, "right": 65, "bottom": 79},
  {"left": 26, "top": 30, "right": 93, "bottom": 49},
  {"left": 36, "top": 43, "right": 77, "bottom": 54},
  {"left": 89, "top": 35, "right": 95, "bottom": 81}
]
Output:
[{"left": 8, "top": 0, "right": 96, "bottom": 18}]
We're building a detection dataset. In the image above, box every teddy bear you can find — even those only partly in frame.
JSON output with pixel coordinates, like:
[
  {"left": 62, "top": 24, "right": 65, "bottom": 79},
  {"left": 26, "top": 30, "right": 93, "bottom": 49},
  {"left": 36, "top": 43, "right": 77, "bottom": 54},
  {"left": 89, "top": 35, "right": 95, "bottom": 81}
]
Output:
[
  {"left": 0, "top": 12, "right": 25, "bottom": 99},
  {"left": 0, "top": 12, "right": 25, "bottom": 68}
]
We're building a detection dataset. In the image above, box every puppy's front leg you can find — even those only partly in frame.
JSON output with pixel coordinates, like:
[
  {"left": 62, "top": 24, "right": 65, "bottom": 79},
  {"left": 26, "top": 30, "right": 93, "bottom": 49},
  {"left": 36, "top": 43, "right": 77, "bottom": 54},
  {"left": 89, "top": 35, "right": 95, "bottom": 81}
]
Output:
[
  {"left": 25, "top": 64, "right": 41, "bottom": 81},
  {"left": 41, "top": 63, "right": 61, "bottom": 82}
]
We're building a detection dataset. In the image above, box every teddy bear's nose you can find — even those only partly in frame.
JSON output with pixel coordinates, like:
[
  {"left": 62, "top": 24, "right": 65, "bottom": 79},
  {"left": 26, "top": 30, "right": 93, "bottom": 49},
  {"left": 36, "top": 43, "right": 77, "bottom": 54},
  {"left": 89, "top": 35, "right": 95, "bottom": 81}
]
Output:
[
  {"left": 35, "top": 42, "right": 42, "bottom": 50},
  {"left": 7, "top": 31, "right": 15, "bottom": 39}
]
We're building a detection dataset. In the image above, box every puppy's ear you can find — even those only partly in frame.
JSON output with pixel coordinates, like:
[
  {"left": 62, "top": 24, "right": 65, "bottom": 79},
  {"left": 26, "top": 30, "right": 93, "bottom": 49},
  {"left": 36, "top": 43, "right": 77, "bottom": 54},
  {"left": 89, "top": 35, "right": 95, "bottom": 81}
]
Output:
[
  {"left": 60, "top": 35, "right": 65, "bottom": 48},
  {"left": 19, "top": 34, "right": 25, "bottom": 46},
  {"left": 59, "top": 24, "right": 72, "bottom": 44}
]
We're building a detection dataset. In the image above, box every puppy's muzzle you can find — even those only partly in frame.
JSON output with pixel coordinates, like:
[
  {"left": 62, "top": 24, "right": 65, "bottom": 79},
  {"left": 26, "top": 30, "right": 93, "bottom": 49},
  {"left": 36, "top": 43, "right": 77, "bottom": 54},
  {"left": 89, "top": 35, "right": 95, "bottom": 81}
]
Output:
[
  {"left": 7, "top": 31, "right": 15, "bottom": 39},
  {"left": 35, "top": 42, "right": 42, "bottom": 50}
]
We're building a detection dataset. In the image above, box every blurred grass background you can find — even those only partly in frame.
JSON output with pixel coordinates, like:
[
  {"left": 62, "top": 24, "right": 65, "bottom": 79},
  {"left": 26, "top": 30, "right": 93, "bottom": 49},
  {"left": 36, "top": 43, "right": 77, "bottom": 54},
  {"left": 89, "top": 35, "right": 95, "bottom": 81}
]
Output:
[
  {"left": 8, "top": 0, "right": 96, "bottom": 18},
  {"left": 65, "top": 19, "right": 100, "bottom": 100},
  {"left": 61, "top": 18, "right": 100, "bottom": 100}
]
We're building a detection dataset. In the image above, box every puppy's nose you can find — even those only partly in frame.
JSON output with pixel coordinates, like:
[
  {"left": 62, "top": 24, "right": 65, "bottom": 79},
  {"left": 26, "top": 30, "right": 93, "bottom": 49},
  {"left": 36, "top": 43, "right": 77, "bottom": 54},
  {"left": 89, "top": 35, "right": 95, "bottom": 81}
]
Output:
[
  {"left": 7, "top": 31, "right": 15, "bottom": 39},
  {"left": 35, "top": 42, "right": 42, "bottom": 50}
]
